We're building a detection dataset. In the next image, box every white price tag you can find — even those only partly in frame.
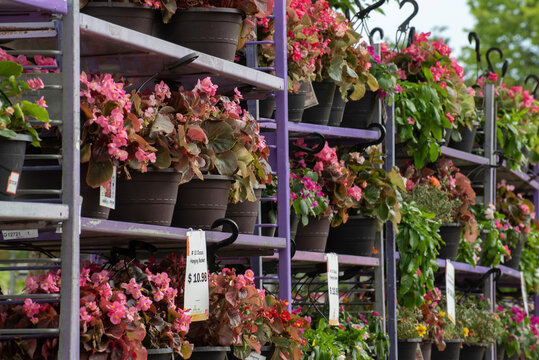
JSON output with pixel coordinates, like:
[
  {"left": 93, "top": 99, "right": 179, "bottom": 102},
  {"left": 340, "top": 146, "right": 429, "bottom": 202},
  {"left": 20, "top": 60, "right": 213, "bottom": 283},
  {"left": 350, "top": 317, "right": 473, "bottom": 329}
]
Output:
[
  {"left": 184, "top": 230, "right": 209, "bottom": 322},
  {"left": 99, "top": 167, "right": 116, "bottom": 209},
  {"left": 520, "top": 273, "right": 529, "bottom": 315},
  {"left": 2, "top": 229, "right": 38, "bottom": 240},
  {"left": 245, "top": 352, "right": 266, "bottom": 360},
  {"left": 6, "top": 171, "right": 19, "bottom": 194},
  {"left": 326, "top": 252, "right": 339, "bottom": 326},
  {"left": 446, "top": 260, "right": 456, "bottom": 324}
]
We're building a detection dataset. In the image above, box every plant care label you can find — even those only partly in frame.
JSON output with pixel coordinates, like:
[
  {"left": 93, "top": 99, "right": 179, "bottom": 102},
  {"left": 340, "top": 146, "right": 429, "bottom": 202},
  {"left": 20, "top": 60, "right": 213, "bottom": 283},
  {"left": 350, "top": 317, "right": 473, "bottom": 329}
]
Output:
[
  {"left": 184, "top": 230, "right": 209, "bottom": 322},
  {"left": 99, "top": 166, "right": 116, "bottom": 209},
  {"left": 326, "top": 252, "right": 339, "bottom": 326},
  {"left": 245, "top": 352, "right": 266, "bottom": 360},
  {"left": 520, "top": 273, "right": 529, "bottom": 315},
  {"left": 6, "top": 171, "right": 20, "bottom": 195},
  {"left": 446, "top": 260, "right": 456, "bottom": 324},
  {"left": 1, "top": 229, "right": 38, "bottom": 240},
  {"left": 304, "top": 81, "right": 319, "bottom": 109}
]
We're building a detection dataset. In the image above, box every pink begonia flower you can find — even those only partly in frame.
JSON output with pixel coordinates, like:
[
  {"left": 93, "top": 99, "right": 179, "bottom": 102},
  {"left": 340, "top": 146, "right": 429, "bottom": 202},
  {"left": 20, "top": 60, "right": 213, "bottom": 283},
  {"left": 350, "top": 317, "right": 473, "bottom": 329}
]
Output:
[
  {"left": 445, "top": 113, "right": 454, "bottom": 124},
  {"left": 313, "top": 161, "right": 324, "bottom": 173},
  {"left": 126, "top": 306, "right": 137, "bottom": 322},
  {"left": 136, "top": 295, "right": 152, "bottom": 311},
  {"left": 196, "top": 77, "right": 218, "bottom": 97},
  {"left": 108, "top": 308, "right": 126, "bottom": 325},
  {"left": 23, "top": 298, "right": 40, "bottom": 318},
  {"left": 165, "top": 287, "right": 178, "bottom": 309},
  {"left": 24, "top": 276, "right": 39, "bottom": 292},
  {"left": 348, "top": 185, "right": 362, "bottom": 201},
  {"left": 40, "top": 273, "right": 60, "bottom": 293},
  {"left": 407, "top": 117, "right": 415, "bottom": 125},
  {"left": 244, "top": 269, "right": 255, "bottom": 283},
  {"left": 80, "top": 306, "right": 93, "bottom": 323},
  {"left": 520, "top": 204, "right": 530, "bottom": 215},
  {"left": 35, "top": 96, "right": 47, "bottom": 108},
  {"left": 488, "top": 72, "right": 498, "bottom": 83},
  {"left": 122, "top": 278, "right": 143, "bottom": 299},
  {"left": 500, "top": 233, "right": 506, "bottom": 239},
  {"left": 449, "top": 176, "right": 456, "bottom": 188},
  {"left": 394, "top": 83, "right": 403, "bottom": 93},
  {"left": 417, "top": 268, "right": 422, "bottom": 277},
  {"left": 504, "top": 245, "right": 511, "bottom": 256},
  {"left": 155, "top": 81, "right": 171, "bottom": 100},
  {"left": 153, "top": 288, "right": 164, "bottom": 302},
  {"left": 27, "top": 77, "right": 44, "bottom": 90}
]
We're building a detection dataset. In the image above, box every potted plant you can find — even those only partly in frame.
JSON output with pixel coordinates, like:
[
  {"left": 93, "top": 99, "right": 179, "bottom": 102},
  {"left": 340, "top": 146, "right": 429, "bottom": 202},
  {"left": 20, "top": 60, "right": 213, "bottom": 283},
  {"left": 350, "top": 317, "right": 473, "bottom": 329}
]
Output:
[
  {"left": 520, "top": 225, "right": 539, "bottom": 294},
  {"left": 430, "top": 300, "right": 463, "bottom": 360},
  {"left": 397, "top": 305, "right": 426, "bottom": 360},
  {"left": 0, "top": 59, "right": 50, "bottom": 201},
  {"left": 164, "top": 0, "right": 273, "bottom": 61},
  {"left": 396, "top": 199, "right": 442, "bottom": 308},
  {"left": 327, "top": 145, "right": 404, "bottom": 256},
  {"left": 288, "top": 168, "right": 330, "bottom": 250},
  {"left": 497, "top": 305, "right": 539, "bottom": 360},
  {"left": 359, "top": 311, "right": 390, "bottom": 360},
  {"left": 458, "top": 298, "right": 502, "bottom": 360},
  {"left": 496, "top": 180, "right": 535, "bottom": 269},
  {"left": 80, "top": 0, "right": 176, "bottom": 35},
  {"left": 403, "top": 159, "right": 478, "bottom": 260}
]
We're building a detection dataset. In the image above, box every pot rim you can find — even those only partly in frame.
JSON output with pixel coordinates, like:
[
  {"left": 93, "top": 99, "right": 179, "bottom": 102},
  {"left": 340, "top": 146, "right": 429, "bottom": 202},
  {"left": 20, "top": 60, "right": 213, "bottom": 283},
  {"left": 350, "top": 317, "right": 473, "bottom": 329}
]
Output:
[
  {"left": 1, "top": 133, "right": 33, "bottom": 142},
  {"left": 462, "top": 342, "right": 489, "bottom": 347},
  {"left": 146, "top": 347, "right": 174, "bottom": 354},
  {"left": 193, "top": 346, "right": 231, "bottom": 352},
  {"left": 179, "top": 7, "right": 243, "bottom": 15},
  {"left": 83, "top": 2, "right": 156, "bottom": 9},
  {"left": 441, "top": 223, "right": 462, "bottom": 228},
  {"left": 444, "top": 339, "right": 463, "bottom": 344},
  {"left": 195, "top": 174, "right": 234, "bottom": 181},
  {"left": 347, "top": 215, "right": 376, "bottom": 221},
  {"left": 398, "top": 338, "right": 423, "bottom": 343}
]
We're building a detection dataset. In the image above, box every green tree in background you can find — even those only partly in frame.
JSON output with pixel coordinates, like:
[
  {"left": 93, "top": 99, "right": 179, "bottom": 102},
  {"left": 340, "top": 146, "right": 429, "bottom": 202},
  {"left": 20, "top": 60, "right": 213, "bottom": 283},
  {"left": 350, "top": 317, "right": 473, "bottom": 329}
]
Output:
[{"left": 463, "top": 0, "right": 539, "bottom": 85}]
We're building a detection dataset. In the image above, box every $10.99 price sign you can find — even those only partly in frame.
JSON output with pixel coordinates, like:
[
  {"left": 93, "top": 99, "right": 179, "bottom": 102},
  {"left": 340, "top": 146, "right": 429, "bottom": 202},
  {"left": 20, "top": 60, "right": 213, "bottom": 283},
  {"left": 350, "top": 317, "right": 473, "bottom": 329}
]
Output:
[
  {"left": 184, "top": 230, "right": 209, "bottom": 322},
  {"left": 326, "top": 252, "right": 339, "bottom": 326}
]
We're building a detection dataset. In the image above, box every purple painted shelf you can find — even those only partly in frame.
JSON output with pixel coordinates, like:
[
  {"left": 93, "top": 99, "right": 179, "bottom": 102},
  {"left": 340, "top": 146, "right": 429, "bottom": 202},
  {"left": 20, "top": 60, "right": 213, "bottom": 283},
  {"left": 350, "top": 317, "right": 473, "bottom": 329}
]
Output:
[
  {"left": 497, "top": 163, "right": 539, "bottom": 193},
  {"left": 440, "top": 146, "right": 489, "bottom": 166},
  {"left": 265, "top": 250, "right": 379, "bottom": 271},
  {"left": 0, "top": 0, "right": 67, "bottom": 14},
  {"left": 259, "top": 121, "right": 379, "bottom": 140}
]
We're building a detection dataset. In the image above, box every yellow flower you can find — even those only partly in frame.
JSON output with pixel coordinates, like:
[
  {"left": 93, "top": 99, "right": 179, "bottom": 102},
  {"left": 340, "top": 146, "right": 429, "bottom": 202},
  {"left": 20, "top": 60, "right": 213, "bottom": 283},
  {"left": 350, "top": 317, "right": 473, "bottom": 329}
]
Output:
[
  {"left": 439, "top": 311, "right": 446, "bottom": 318},
  {"left": 416, "top": 324, "right": 427, "bottom": 337},
  {"left": 463, "top": 328, "right": 470, "bottom": 337}
]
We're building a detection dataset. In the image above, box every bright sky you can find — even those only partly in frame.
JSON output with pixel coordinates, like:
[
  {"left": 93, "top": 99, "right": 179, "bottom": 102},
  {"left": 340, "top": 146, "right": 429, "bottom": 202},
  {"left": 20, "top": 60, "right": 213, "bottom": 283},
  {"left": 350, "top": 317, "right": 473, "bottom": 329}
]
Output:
[{"left": 360, "top": 0, "right": 475, "bottom": 58}]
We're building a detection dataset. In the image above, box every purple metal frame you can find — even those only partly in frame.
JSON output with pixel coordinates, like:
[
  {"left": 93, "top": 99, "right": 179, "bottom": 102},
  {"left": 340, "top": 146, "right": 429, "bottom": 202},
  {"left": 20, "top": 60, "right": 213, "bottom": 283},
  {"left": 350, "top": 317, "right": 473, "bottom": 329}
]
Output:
[{"left": 0, "top": 0, "right": 67, "bottom": 14}]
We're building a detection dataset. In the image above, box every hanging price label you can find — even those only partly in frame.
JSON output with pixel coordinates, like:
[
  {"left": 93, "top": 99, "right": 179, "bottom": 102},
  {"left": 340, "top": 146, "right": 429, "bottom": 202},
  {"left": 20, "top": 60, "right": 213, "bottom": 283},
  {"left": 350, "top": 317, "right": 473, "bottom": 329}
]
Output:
[
  {"left": 1, "top": 229, "right": 38, "bottom": 240},
  {"left": 99, "top": 166, "right": 116, "bottom": 209},
  {"left": 245, "top": 352, "right": 266, "bottom": 360},
  {"left": 184, "top": 230, "right": 209, "bottom": 322},
  {"left": 446, "top": 260, "right": 456, "bottom": 324},
  {"left": 326, "top": 252, "right": 339, "bottom": 326},
  {"left": 520, "top": 273, "right": 529, "bottom": 316}
]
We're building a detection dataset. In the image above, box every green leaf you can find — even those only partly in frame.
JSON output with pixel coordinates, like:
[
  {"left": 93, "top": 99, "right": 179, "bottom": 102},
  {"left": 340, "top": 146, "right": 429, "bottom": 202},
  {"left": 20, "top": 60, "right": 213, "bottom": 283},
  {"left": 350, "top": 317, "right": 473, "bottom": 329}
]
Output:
[
  {"left": 202, "top": 121, "right": 235, "bottom": 153},
  {"left": 20, "top": 100, "right": 49, "bottom": 122},
  {"left": 0, "top": 60, "right": 22, "bottom": 78},
  {"left": 0, "top": 128, "right": 17, "bottom": 138},
  {"left": 349, "top": 83, "right": 366, "bottom": 101},
  {"left": 363, "top": 185, "right": 380, "bottom": 204},
  {"left": 86, "top": 159, "right": 113, "bottom": 188},
  {"left": 214, "top": 150, "right": 238, "bottom": 176}
]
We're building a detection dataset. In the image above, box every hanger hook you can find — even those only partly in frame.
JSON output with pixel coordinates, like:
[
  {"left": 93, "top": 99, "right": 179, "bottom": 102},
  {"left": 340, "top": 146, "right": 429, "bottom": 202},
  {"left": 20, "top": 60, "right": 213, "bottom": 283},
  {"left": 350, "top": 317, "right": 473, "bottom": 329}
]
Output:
[
  {"left": 485, "top": 47, "right": 504, "bottom": 74},
  {"left": 468, "top": 32, "right": 481, "bottom": 67},
  {"left": 369, "top": 27, "right": 384, "bottom": 44},
  {"left": 397, "top": 0, "right": 419, "bottom": 33},
  {"left": 357, "top": 0, "right": 385, "bottom": 20},
  {"left": 524, "top": 74, "right": 539, "bottom": 97},
  {"left": 290, "top": 133, "right": 326, "bottom": 155}
]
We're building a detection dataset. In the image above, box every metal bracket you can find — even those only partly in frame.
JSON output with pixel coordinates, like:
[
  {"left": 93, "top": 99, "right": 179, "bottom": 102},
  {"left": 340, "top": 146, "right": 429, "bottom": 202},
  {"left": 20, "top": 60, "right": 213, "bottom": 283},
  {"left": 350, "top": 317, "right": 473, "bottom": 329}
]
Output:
[
  {"left": 290, "top": 132, "right": 326, "bottom": 155},
  {"left": 207, "top": 218, "right": 239, "bottom": 272},
  {"left": 356, "top": 123, "right": 386, "bottom": 151}
]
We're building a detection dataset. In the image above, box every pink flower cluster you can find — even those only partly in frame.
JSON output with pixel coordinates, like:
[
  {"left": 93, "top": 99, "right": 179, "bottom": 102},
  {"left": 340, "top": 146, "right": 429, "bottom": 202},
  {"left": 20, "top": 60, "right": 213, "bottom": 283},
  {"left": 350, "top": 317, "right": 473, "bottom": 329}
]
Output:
[{"left": 0, "top": 48, "right": 58, "bottom": 73}]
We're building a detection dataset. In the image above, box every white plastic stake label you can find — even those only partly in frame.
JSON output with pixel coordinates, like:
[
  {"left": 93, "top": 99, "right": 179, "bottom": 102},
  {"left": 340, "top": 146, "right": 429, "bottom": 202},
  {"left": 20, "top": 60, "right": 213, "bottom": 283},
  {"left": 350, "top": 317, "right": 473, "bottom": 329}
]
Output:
[
  {"left": 326, "top": 252, "right": 339, "bottom": 326},
  {"left": 6, "top": 171, "right": 19, "bottom": 194},
  {"left": 446, "top": 260, "right": 456, "bottom": 324},
  {"left": 184, "top": 230, "right": 209, "bottom": 322},
  {"left": 245, "top": 352, "right": 266, "bottom": 360},
  {"left": 99, "top": 166, "right": 116, "bottom": 209},
  {"left": 520, "top": 273, "right": 529, "bottom": 315},
  {"left": 2, "top": 229, "right": 38, "bottom": 240}
]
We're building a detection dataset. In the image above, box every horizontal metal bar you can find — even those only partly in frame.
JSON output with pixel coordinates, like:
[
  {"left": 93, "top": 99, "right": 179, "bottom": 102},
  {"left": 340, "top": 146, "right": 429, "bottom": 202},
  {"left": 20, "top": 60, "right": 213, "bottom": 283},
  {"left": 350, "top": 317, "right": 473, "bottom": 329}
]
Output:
[
  {"left": 260, "top": 197, "right": 277, "bottom": 201},
  {"left": 0, "top": 201, "right": 68, "bottom": 222},
  {"left": 0, "top": 299, "right": 61, "bottom": 305},
  {"left": 0, "top": 258, "right": 61, "bottom": 264},
  {"left": 254, "top": 67, "right": 275, "bottom": 71},
  {"left": 254, "top": 223, "right": 278, "bottom": 228},
  {"left": 25, "top": 154, "right": 62, "bottom": 160},
  {"left": 0, "top": 329, "right": 59, "bottom": 335},
  {"left": 29, "top": 120, "right": 62, "bottom": 126},
  {"left": 0, "top": 265, "right": 61, "bottom": 271},
  {"left": 22, "top": 65, "right": 58, "bottom": 70},
  {"left": 22, "top": 165, "right": 62, "bottom": 171},
  {"left": 6, "top": 50, "right": 62, "bottom": 56},
  {"left": 0, "top": 294, "right": 60, "bottom": 300},
  {"left": 245, "top": 40, "right": 275, "bottom": 45},
  {"left": 0, "top": 333, "right": 59, "bottom": 340},
  {"left": 16, "top": 190, "right": 62, "bottom": 195}
]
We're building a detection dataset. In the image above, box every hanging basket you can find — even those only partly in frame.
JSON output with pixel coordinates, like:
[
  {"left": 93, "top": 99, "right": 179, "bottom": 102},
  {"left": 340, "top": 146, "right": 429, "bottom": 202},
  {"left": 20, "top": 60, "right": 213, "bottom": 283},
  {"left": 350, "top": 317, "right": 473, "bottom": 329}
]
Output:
[
  {"left": 340, "top": 91, "right": 377, "bottom": 129},
  {"left": 189, "top": 346, "right": 230, "bottom": 360},
  {"left": 294, "top": 216, "right": 330, "bottom": 252},
  {"left": 438, "top": 223, "right": 462, "bottom": 261},
  {"left": 431, "top": 339, "right": 462, "bottom": 360},
  {"left": 0, "top": 134, "right": 32, "bottom": 201},
  {"left": 301, "top": 80, "right": 336, "bottom": 125},
  {"left": 146, "top": 348, "right": 174, "bottom": 360},
  {"left": 449, "top": 124, "right": 478, "bottom": 153},
  {"left": 328, "top": 87, "right": 346, "bottom": 127},
  {"left": 459, "top": 343, "right": 488, "bottom": 360},
  {"left": 225, "top": 186, "right": 264, "bottom": 234},
  {"left": 397, "top": 339, "right": 422, "bottom": 360},
  {"left": 81, "top": 2, "right": 159, "bottom": 35},
  {"left": 326, "top": 216, "right": 377, "bottom": 256},
  {"left": 288, "top": 82, "right": 309, "bottom": 123}
]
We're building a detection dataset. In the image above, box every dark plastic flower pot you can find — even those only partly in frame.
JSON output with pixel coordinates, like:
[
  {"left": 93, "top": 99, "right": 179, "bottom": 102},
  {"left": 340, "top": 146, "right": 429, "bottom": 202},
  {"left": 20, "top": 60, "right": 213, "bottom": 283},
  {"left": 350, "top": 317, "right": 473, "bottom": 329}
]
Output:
[
  {"left": 398, "top": 339, "right": 422, "bottom": 360},
  {"left": 449, "top": 125, "right": 478, "bottom": 153},
  {"left": 459, "top": 343, "right": 487, "bottom": 360},
  {"left": 432, "top": 339, "right": 462, "bottom": 360},
  {"left": 228, "top": 346, "right": 274, "bottom": 360},
  {"left": 302, "top": 80, "right": 336, "bottom": 125},
  {"left": 326, "top": 216, "right": 377, "bottom": 256},
  {"left": 438, "top": 223, "right": 462, "bottom": 261},
  {"left": 80, "top": 163, "right": 110, "bottom": 219},
  {"left": 260, "top": 201, "right": 277, "bottom": 237},
  {"left": 290, "top": 213, "right": 300, "bottom": 242},
  {"left": 190, "top": 346, "right": 230, "bottom": 360},
  {"left": 503, "top": 240, "right": 524, "bottom": 270},
  {"left": 0, "top": 134, "right": 32, "bottom": 201},
  {"left": 172, "top": 174, "right": 233, "bottom": 230},
  {"left": 225, "top": 186, "right": 263, "bottom": 234},
  {"left": 328, "top": 87, "right": 346, "bottom": 127},
  {"left": 81, "top": 2, "right": 158, "bottom": 35},
  {"left": 340, "top": 91, "right": 377, "bottom": 129},
  {"left": 163, "top": 8, "right": 242, "bottom": 61},
  {"left": 259, "top": 97, "right": 276, "bottom": 119},
  {"left": 288, "top": 82, "right": 308, "bottom": 123},
  {"left": 294, "top": 216, "right": 330, "bottom": 252},
  {"left": 421, "top": 341, "right": 433, "bottom": 360},
  {"left": 16, "top": 159, "right": 62, "bottom": 200},
  {"left": 110, "top": 169, "right": 181, "bottom": 226},
  {"left": 146, "top": 347, "right": 173, "bottom": 360}
]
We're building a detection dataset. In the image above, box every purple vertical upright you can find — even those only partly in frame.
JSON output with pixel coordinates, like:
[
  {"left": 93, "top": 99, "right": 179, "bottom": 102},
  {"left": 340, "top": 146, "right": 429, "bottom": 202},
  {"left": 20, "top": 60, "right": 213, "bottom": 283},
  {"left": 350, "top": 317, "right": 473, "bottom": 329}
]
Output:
[
  {"left": 58, "top": 0, "right": 80, "bottom": 357},
  {"left": 273, "top": 0, "right": 291, "bottom": 305}
]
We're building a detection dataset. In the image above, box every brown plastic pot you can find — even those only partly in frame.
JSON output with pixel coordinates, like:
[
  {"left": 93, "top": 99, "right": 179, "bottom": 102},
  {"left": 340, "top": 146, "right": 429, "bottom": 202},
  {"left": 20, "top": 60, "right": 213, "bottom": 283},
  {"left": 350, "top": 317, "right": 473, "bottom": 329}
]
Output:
[
  {"left": 459, "top": 343, "right": 487, "bottom": 360},
  {"left": 80, "top": 163, "right": 110, "bottom": 219},
  {"left": 449, "top": 124, "right": 478, "bottom": 153},
  {"left": 225, "top": 186, "right": 263, "bottom": 234},
  {"left": 146, "top": 348, "right": 173, "bottom": 360},
  {"left": 398, "top": 339, "right": 422, "bottom": 360},
  {"left": 340, "top": 91, "right": 378, "bottom": 129},
  {"left": 421, "top": 341, "right": 433, "bottom": 360},
  {"left": 81, "top": 2, "right": 158, "bottom": 35},
  {"left": 432, "top": 339, "right": 462, "bottom": 360},
  {"left": 172, "top": 174, "right": 233, "bottom": 230},
  {"left": 110, "top": 169, "right": 181, "bottom": 226},
  {"left": 294, "top": 216, "right": 331, "bottom": 252},
  {"left": 190, "top": 346, "right": 230, "bottom": 360},
  {"left": 438, "top": 223, "right": 462, "bottom": 261},
  {"left": 326, "top": 216, "right": 377, "bottom": 256},
  {"left": 302, "top": 80, "right": 337, "bottom": 125},
  {"left": 0, "top": 134, "right": 32, "bottom": 201},
  {"left": 288, "top": 82, "right": 308, "bottom": 123},
  {"left": 163, "top": 8, "right": 242, "bottom": 61}
]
